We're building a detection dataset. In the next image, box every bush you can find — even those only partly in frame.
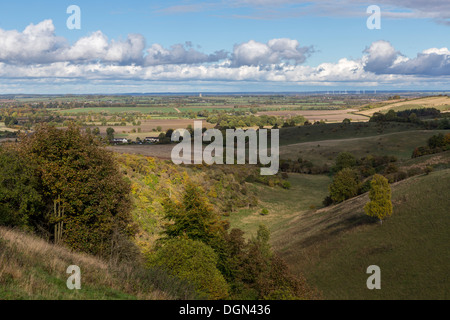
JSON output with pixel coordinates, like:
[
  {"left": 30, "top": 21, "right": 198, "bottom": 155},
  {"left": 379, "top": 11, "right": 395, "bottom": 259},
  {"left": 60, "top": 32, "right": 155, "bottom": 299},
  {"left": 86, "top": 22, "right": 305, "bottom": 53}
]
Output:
[
  {"left": 333, "top": 152, "right": 357, "bottom": 173},
  {"left": 148, "top": 238, "right": 229, "bottom": 300},
  {"left": 261, "top": 208, "right": 269, "bottom": 216},
  {"left": 281, "top": 181, "right": 292, "bottom": 189},
  {"left": 322, "top": 196, "right": 333, "bottom": 207}
]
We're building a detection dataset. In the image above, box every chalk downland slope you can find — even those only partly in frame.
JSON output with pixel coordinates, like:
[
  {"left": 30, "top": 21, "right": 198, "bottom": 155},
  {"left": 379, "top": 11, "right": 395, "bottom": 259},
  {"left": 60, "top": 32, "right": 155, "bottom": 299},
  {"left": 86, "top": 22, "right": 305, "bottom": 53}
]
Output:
[
  {"left": 0, "top": 227, "right": 189, "bottom": 300},
  {"left": 273, "top": 169, "right": 450, "bottom": 300}
]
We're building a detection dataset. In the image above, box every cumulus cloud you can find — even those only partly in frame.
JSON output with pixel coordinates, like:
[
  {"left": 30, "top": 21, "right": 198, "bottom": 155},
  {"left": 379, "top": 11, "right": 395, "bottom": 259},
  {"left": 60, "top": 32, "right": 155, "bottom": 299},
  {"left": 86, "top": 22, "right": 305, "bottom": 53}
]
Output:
[
  {"left": 231, "top": 38, "right": 313, "bottom": 67},
  {"left": 363, "top": 40, "right": 450, "bottom": 76},
  {"left": 0, "top": 19, "right": 449, "bottom": 90},
  {"left": 0, "top": 20, "right": 226, "bottom": 66},
  {"left": 0, "top": 20, "right": 66, "bottom": 64},
  {"left": 145, "top": 42, "right": 228, "bottom": 66}
]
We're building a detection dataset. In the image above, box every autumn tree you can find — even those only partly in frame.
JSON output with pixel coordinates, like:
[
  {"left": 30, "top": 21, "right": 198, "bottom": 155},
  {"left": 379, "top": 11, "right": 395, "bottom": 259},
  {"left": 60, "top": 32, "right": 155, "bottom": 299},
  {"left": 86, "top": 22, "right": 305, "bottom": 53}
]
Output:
[
  {"left": 161, "top": 180, "right": 227, "bottom": 248},
  {"left": 329, "top": 168, "right": 359, "bottom": 203},
  {"left": 14, "top": 124, "right": 136, "bottom": 257},
  {"left": 364, "top": 174, "right": 393, "bottom": 224}
]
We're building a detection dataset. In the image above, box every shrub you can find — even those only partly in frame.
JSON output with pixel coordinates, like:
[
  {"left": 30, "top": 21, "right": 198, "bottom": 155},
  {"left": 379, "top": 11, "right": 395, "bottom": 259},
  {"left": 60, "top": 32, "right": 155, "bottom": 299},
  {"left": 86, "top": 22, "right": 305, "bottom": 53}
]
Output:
[
  {"left": 281, "top": 181, "right": 292, "bottom": 190},
  {"left": 148, "top": 238, "right": 229, "bottom": 300},
  {"left": 425, "top": 166, "right": 434, "bottom": 175},
  {"left": 261, "top": 208, "right": 269, "bottom": 216},
  {"left": 333, "top": 152, "right": 357, "bottom": 172}
]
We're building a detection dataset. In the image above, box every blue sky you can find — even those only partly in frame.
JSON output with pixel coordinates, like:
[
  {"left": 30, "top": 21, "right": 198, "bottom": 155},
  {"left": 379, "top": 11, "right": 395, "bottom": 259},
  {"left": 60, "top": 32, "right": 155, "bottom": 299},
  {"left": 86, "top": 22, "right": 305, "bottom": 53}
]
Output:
[{"left": 0, "top": 0, "right": 449, "bottom": 93}]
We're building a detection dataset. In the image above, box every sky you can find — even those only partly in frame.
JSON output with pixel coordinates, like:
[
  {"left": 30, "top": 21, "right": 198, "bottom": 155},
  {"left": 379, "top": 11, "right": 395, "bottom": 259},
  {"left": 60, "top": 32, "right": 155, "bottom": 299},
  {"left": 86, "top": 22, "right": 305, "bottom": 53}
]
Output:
[{"left": 0, "top": 0, "right": 449, "bottom": 94}]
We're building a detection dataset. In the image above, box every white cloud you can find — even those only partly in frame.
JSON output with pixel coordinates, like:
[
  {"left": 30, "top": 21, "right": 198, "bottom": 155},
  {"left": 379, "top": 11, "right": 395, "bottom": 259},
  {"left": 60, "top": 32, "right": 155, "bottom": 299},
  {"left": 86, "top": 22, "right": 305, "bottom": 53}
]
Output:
[
  {"left": 363, "top": 41, "right": 450, "bottom": 76},
  {"left": 145, "top": 43, "right": 228, "bottom": 66},
  {"left": 0, "top": 20, "right": 66, "bottom": 64},
  {"left": 231, "top": 38, "right": 313, "bottom": 66},
  {"left": 0, "top": 20, "right": 449, "bottom": 91}
]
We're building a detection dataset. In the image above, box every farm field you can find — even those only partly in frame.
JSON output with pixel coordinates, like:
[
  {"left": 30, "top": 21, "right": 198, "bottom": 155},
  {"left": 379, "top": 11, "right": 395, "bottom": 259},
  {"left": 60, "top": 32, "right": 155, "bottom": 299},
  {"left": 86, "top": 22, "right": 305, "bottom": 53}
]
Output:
[
  {"left": 95, "top": 119, "right": 215, "bottom": 138},
  {"left": 0, "top": 122, "right": 19, "bottom": 132},
  {"left": 359, "top": 96, "right": 450, "bottom": 116},
  {"left": 258, "top": 109, "right": 369, "bottom": 122},
  {"left": 109, "top": 144, "right": 174, "bottom": 159},
  {"left": 59, "top": 107, "right": 178, "bottom": 114}
]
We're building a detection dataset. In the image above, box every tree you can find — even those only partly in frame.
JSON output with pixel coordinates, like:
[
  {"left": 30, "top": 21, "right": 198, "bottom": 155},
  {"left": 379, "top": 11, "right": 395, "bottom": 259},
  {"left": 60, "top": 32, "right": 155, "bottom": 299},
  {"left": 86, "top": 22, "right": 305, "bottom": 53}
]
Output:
[
  {"left": 14, "top": 124, "right": 136, "bottom": 256},
  {"left": 149, "top": 238, "right": 229, "bottom": 300},
  {"left": 364, "top": 174, "right": 393, "bottom": 224},
  {"left": 333, "top": 152, "right": 357, "bottom": 172},
  {"left": 161, "top": 181, "right": 227, "bottom": 248},
  {"left": 0, "top": 147, "right": 44, "bottom": 228},
  {"left": 329, "top": 168, "right": 359, "bottom": 203},
  {"left": 92, "top": 127, "right": 100, "bottom": 136},
  {"left": 106, "top": 127, "right": 115, "bottom": 141},
  {"left": 165, "top": 129, "right": 174, "bottom": 138}
]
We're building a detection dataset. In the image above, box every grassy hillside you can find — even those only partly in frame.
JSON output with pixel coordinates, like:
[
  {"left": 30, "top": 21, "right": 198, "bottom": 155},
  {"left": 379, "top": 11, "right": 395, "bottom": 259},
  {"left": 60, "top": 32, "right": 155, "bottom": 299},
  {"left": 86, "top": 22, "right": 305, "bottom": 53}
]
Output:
[
  {"left": 228, "top": 173, "right": 332, "bottom": 238},
  {"left": 279, "top": 121, "right": 422, "bottom": 146},
  {"left": 280, "top": 129, "right": 450, "bottom": 166},
  {"left": 272, "top": 169, "right": 450, "bottom": 300},
  {"left": 0, "top": 227, "right": 195, "bottom": 300}
]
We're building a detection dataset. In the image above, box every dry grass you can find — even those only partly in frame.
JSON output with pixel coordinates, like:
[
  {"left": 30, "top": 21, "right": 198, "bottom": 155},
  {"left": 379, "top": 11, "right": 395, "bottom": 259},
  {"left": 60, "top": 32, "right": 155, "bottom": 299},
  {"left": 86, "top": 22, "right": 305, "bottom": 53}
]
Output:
[{"left": 0, "top": 227, "right": 172, "bottom": 300}]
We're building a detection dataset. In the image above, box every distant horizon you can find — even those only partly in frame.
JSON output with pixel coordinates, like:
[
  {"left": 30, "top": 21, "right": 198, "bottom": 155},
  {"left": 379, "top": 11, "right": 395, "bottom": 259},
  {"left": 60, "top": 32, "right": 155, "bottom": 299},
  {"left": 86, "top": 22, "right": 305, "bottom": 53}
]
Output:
[{"left": 1, "top": 90, "right": 450, "bottom": 97}]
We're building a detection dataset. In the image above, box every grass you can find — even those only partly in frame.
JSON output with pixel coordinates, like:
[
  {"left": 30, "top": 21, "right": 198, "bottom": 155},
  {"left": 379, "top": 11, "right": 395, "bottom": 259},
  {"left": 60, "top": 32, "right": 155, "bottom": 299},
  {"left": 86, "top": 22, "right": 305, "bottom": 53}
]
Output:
[
  {"left": 0, "top": 227, "right": 196, "bottom": 300},
  {"left": 280, "top": 129, "right": 450, "bottom": 166},
  {"left": 227, "top": 174, "right": 332, "bottom": 238},
  {"left": 271, "top": 169, "right": 450, "bottom": 300},
  {"left": 279, "top": 122, "right": 424, "bottom": 146}
]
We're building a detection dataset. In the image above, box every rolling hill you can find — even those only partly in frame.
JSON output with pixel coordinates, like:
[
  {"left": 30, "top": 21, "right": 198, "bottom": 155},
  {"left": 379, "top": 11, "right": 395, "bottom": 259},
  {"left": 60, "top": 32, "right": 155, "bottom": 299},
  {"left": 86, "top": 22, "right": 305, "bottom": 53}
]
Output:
[{"left": 272, "top": 169, "right": 450, "bottom": 300}]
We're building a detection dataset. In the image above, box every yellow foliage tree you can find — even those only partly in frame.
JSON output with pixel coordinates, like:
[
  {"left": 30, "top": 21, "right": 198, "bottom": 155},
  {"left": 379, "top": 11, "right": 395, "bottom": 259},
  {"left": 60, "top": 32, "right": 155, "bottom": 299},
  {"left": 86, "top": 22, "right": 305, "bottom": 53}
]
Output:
[{"left": 364, "top": 174, "right": 393, "bottom": 224}]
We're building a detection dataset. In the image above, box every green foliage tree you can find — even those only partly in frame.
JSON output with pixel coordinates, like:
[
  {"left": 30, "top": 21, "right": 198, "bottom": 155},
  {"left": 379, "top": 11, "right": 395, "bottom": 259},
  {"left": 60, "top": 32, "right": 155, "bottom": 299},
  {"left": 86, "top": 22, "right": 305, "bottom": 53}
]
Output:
[
  {"left": 329, "top": 168, "right": 359, "bottom": 203},
  {"left": 106, "top": 127, "right": 115, "bottom": 140},
  {"left": 14, "top": 124, "right": 136, "bottom": 256},
  {"left": 0, "top": 147, "right": 44, "bottom": 228},
  {"left": 364, "top": 174, "right": 393, "bottom": 224},
  {"left": 149, "top": 238, "right": 229, "bottom": 299},
  {"left": 333, "top": 152, "right": 357, "bottom": 172},
  {"left": 162, "top": 181, "right": 227, "bottom": 248}
]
